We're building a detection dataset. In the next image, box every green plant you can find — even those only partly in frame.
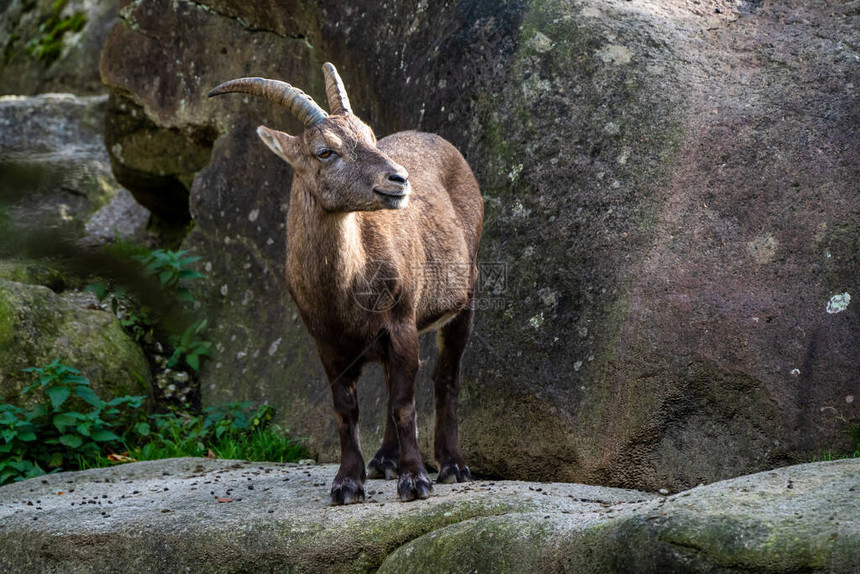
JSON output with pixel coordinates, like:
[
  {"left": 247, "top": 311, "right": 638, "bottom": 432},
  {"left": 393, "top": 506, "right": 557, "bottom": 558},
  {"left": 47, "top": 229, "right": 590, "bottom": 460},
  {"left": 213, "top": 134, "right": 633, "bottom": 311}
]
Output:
[
  {"left": 1, "top": 362, "right": 307, "bottom": 485},
  {"left": 134, "top": 249, "right": 211, "bottom": 371},
  {"left": 208, "top": 425, "right": 307, "bottom": 462},
  {"left": 126, "top": 401, "right": 307, "bottom": 463},
  {"left": 168, "top": 318, "right": 212, "bottom": 371},
  {"left": 850, "top": 423, "right": 860, "bottom": 456},
  {"left": 0, "top": 360, "right": 146, "bottom": 484},
  {"left": 134, "top": 249, "right": 205, "bottom": 302},
  {"left": 25, "top": 0, "right": 87, "bottom": 65},
  {"left": 203, "top": 401, "right": 274, "bottom": 437}
]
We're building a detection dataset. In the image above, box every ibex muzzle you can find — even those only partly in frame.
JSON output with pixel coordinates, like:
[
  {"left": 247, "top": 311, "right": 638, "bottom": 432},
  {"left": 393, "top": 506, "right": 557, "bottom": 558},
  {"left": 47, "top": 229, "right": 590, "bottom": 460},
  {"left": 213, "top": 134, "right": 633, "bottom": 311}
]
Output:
[{"left": 210, "top": 63, "right": 483, "bottom": 504}]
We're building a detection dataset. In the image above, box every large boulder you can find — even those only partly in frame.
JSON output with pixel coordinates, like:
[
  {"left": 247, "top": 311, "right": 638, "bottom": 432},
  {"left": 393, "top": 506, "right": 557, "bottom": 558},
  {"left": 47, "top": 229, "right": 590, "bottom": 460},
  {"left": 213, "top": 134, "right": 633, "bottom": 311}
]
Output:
[
  {"left": 99, "top": 0, "right": 860, "bottom": 490},
  {"left": 0, "top": 458, "right": 856, "bottom": 573},
  {"left": 382, "top": 459, "right": 860, "bottom": 573},
  {"left": 0, "top": 93, "right": 124, "bottom": 236},
  {"left": 0, "top": 279, "right": 151, "bottom": 405},
  {"left": 0, "top": 0, "right": 118, "bottom": 95},
  {"left": 82, "top": 188, "right": 150, "bottom": 246}
]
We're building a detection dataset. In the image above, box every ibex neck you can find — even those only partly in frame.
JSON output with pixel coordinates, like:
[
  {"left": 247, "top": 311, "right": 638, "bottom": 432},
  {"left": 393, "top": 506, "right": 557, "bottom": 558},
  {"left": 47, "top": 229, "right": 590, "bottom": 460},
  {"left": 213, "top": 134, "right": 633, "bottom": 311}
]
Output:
[{"left": 288, "top": 185, "right": 366, "bottom": 293}]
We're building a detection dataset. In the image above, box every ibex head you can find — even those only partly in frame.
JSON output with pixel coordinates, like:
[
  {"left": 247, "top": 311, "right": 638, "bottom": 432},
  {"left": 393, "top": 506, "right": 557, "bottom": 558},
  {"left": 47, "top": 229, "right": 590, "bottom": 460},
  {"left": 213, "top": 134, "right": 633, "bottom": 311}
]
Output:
[{"left": 209, "top": 63, "right": 410, "bottom": 212}]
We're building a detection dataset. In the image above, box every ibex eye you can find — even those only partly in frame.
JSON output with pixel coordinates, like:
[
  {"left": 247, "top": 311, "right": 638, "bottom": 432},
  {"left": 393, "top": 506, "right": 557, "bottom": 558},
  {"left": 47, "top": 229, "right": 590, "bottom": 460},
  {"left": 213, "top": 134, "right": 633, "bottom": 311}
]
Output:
[{"left": 317, "top": 149, "right": 335, "bottom": 159}]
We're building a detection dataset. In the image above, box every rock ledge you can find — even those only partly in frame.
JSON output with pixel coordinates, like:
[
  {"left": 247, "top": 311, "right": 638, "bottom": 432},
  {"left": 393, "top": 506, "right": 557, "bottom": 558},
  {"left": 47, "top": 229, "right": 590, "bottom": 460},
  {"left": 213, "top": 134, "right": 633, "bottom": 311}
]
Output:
[{"left": 0, "top": 458, "right": 856, "bottom": 573}]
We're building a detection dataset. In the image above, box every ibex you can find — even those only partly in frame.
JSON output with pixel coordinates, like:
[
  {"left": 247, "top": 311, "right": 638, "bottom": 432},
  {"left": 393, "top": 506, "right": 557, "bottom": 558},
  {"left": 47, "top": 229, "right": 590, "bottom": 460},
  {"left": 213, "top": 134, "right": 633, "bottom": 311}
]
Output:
[{"left": 209, "top": 63, "right": 483, "bottom": 504}]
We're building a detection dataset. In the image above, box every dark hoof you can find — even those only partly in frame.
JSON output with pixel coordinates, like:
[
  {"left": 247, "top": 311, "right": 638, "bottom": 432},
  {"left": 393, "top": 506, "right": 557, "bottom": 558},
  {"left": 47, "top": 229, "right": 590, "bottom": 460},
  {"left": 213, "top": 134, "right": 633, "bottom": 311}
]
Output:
[
  {"left": 368, "top": 454, "right": 399, "bottom": 480},
  {"left": 330, "top": 477, "right": 365, "bottom": 505},
  {"left": 398, "top": 470, "right": 433, "bottom": 502},
  {"left": 438, "top": 462, "right": 472, "bottom": 484}
]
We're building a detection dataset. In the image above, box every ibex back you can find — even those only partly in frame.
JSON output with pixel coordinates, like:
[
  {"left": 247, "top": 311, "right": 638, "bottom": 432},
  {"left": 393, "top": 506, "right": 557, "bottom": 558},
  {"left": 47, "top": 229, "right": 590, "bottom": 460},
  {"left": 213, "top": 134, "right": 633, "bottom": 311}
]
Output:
[{"left": 209, "top": 63, "right": 483, "bottom": 504}]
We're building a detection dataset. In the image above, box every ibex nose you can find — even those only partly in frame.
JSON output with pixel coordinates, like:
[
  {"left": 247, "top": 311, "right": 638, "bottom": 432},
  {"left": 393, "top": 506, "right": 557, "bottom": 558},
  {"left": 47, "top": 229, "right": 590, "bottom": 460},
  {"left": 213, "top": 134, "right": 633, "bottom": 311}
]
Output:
[{"left": 388, "top": 171, "right": 408, "bottom": 185}]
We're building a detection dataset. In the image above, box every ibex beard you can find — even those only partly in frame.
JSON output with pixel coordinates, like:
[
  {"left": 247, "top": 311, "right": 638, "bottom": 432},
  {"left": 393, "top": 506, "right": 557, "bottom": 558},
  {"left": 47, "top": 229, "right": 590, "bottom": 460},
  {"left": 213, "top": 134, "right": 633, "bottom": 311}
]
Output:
[{"left": 209, "top": 63, "right": 483, "bottom": 504}]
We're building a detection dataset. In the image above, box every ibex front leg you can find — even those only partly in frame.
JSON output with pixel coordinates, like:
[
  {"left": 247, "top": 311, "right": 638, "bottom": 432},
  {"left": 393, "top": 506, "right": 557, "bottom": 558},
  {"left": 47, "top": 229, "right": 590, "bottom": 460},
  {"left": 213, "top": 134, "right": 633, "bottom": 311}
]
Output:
[
  {"left": 321, "top": 353, "right": 366, "bottom": 505},
  {"left": 386, "top": 324, "right": 433, "bottom": 501}
]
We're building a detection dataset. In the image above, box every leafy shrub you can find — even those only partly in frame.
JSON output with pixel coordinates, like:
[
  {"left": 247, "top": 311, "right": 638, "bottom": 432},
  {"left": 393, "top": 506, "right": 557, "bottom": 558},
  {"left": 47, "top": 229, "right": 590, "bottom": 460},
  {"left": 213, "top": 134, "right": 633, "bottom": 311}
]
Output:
[
  {"left": 133, "top": 249, "right": 206, "bottom": 303},
  {"left": 0, "top": 362, "right": 306, "bottom": 485},
  {"left": 168, "top": 318, "right": 212, "bottom": 372},
  {"left": 0, "top": 360, "right": 145, "bottom": 484}
]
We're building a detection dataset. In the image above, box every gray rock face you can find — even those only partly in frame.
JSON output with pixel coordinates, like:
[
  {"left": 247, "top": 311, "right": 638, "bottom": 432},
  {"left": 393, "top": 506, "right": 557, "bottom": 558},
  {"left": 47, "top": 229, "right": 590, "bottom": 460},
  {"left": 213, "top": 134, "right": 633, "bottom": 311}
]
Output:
[
  {"left": 98, "top": 0, "right": 860, "bottom": 490},
  {"left": 0, "top": 91, "right": 152, "bottom": 402},
  {"left": 0, "top": 458, "right": 856, "bottom": 573},
  {"left": 83, "top": 188, "right": 150, "bottom": 246},
  {"left": 0, "top": 93, "right": 123, "bottom": 233},
  {"left": 0, "top": 0, "right": 118, "bottom": 95}
]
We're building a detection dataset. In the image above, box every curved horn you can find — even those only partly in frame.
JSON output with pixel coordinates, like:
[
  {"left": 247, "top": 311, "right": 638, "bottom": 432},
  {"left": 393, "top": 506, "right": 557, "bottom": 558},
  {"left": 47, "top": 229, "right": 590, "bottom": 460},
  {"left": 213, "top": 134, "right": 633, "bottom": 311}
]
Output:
[
  {"left": 322, "top": 62, "right": 352, "bottom": 115},
  {"left": 208, "top": 77, "right": 328, "bottom": 127}
]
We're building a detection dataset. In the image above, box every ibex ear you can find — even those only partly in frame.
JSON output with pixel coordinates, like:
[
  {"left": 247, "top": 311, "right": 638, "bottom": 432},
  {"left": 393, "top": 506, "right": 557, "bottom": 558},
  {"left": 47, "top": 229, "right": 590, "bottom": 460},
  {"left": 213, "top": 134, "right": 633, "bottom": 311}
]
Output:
[{"left": 257, "top": 125, "right": 299, "bottom": 165}]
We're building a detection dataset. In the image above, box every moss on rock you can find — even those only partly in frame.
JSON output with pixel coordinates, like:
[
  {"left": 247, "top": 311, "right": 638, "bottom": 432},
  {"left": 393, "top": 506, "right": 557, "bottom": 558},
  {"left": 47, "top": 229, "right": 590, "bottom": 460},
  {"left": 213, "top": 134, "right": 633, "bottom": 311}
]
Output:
[
  {"left": 562, "top": 459, "right": 860, "bottom": 573},
  {"left": 0, "top": 260, "right": 68, "bottom": 292},
  {"left": 0, "top": 279, "right": 150, "bottom": 406},
  {"left": 0, "top": 0, "right": 117, "bottom": 95},
  {"left": 379, "top": 513, "right": 563, "bottom": 574}
]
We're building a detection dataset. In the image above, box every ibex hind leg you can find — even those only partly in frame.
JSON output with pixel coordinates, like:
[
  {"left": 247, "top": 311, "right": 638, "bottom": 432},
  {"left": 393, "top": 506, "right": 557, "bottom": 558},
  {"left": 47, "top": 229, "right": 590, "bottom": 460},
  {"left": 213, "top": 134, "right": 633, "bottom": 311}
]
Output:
[
  {"left": 367, "top": 442, "right": 399, "bottom": 480},
  {"left": 434, "top": 303, "right": 474, "bottom": 484},
  {"left": 368, "top": 362, "right": 399, "bottom": 480},
  {"left": 386, "top": 325, "right": 434, "bottom": 502},
  {"left": 328, "top": 377, "right": 368, "bottom": 504}
]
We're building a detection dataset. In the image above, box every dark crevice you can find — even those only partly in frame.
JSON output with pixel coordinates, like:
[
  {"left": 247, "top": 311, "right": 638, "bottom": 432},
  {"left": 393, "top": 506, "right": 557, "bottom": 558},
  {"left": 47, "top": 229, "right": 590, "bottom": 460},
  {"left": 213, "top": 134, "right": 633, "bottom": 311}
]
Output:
[
  {"left": 103, "top": 92, "right": 217, "bottom": 241},
  {"left": 184, "top": 0, "right": 315, "bottom": 42}
]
